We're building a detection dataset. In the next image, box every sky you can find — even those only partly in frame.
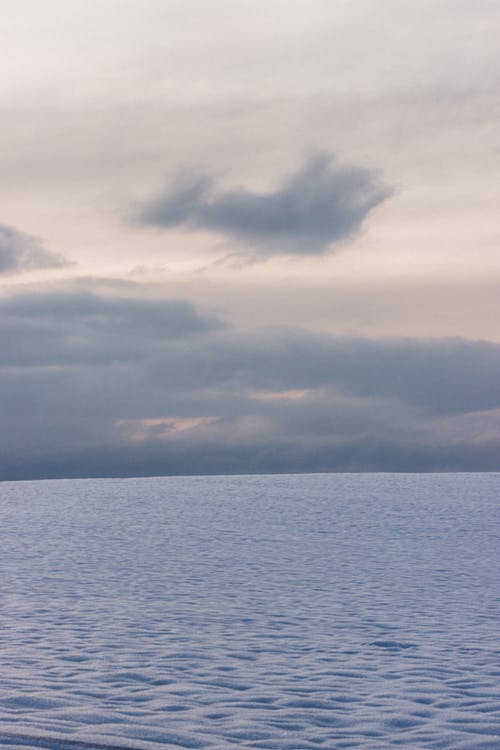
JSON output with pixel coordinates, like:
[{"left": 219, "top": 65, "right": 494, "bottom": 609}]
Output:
[{"left": 1, "top": 0, "right": 499, "bottom": 479}]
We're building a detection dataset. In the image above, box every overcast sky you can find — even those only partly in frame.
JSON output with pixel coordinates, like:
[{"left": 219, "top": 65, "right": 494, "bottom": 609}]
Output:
[{"left": 1, "top": 0, "right": 499, "bottom": 478}]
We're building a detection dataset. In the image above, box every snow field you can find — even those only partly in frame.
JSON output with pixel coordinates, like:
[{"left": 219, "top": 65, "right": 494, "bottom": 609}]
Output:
[{"left": 0, "top": 473, "right": 499, "bottom": 749}]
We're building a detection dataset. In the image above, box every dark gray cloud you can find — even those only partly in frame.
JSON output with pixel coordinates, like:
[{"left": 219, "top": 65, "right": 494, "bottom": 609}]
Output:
[
  {"left": 0, "top": 224, "right": 70, "bottom": 274},
  {"left": 137, "top": 154, "right": 391, "bottom": 257},
  {"left": 0, "top": 291, "right": 224, "bottom": 367},
  {"left": 145, "top": 331, "right": 500, "bottom": 416},
  {"left": 0, "top": 287, "right": 498, "bottom": 480}
]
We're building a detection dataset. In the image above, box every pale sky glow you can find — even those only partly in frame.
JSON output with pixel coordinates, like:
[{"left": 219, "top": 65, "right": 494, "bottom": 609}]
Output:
[{"left": 1, "top": 0, "right": 499, "bottom": 478}]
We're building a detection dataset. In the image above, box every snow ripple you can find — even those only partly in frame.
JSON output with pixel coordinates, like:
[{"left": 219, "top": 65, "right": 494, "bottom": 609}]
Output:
[{"left": 0, "top": 473, "right": 499, "bottom": 749}]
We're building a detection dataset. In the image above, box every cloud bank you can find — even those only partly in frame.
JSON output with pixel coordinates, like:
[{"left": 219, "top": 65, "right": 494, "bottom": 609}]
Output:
[
  {"left": 137, "top": 154, "right": 391, "bottom": 258},
  {"left": 1, "top": 287, "right": 498, "bottom": 480},
  {"left": 0, "top": 224, "right": 70, "bottom": 275}
]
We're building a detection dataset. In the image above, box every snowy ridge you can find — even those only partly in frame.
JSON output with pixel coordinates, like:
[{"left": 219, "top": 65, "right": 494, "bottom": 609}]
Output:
[
  {"left": 0, "top": 733, "right": 145, "bottom": 750},
  {"left": 1, "top": 473, "right": 499, "bottom": 749}
]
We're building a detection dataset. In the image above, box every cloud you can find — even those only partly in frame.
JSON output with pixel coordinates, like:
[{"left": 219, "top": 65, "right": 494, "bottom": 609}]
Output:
[
  {"left": 0, "top": 290, "right": 224, "bottom": 367},
  {"left": 0, "top": 224, "right": 70, "bottom": 274},
  {"left": 0, "top": 286, "right": 499, "bottom": 479},
  {"left": 144, "top": 331, "right": 500, "bottom": 416},
  {"left": 137, "top": 153, "right": 391, "bottom": 258}
]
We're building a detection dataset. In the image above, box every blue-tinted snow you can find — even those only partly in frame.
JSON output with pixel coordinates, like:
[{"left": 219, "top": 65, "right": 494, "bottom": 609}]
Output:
[{"left": 0, "top": 473, "right": 499, "bottom": 749}]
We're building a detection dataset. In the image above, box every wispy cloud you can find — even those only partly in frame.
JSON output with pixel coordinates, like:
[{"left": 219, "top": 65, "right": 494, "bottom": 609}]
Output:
[
  {"left": 136, "top": 153, "right": 391, "bottom": 259},
  {"left": 0, "top": 224, "right": 70, "bottom": 275}
]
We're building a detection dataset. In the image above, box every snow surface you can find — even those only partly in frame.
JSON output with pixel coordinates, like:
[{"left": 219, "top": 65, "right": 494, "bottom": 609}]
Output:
[{"left": 0, "top": 473, "right": 499, "bottom": 750}]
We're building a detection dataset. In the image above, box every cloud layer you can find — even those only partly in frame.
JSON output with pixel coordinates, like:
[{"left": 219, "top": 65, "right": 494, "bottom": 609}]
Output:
[
  {"left": 1, "top": 287, "right": 498, "bottom": 479},
  {"left": 0, "top": 224, "right": 70, "bottom": 275},
  {"left": 137, "top": 154, "right": 391, "bottom": 258}
]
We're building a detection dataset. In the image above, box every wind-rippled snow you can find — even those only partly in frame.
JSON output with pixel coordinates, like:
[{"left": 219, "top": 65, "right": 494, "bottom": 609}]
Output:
[{"left": 0, "top": 473, "right": 499, "bottom": 749}]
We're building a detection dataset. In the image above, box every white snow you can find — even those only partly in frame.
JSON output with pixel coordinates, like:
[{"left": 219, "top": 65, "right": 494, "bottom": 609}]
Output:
[{"left": 0, "top": 473, "right": 499, "bottom": 749}]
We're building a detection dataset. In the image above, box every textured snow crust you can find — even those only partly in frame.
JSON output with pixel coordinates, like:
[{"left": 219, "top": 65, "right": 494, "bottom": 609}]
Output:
[{"left": 0, "top": 473, "right": 499, "bottom": 749}]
